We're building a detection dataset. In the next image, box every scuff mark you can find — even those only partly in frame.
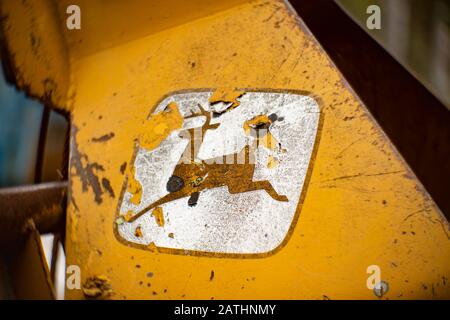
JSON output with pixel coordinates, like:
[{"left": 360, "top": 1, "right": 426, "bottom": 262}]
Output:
[
  {"left": 402, "top": 207, "right": 450, "bottom": 240},
  {"left": 335, "top": 137, "right": 365, "bottom": 159},
  {"left": 71, "top": 126, "right": 108, "bottom": 204},
  {"left": 101, "top": 177, "right": 115, "bottom": 198},
  {"left": 91, "top": 132, "right": 115, "bottom": 143},
  {"left": 319, "top": 170, "right": 404, "bottom": 183},
  {"left": 402, "top": 209, "right": 428, "bottom": 222}
]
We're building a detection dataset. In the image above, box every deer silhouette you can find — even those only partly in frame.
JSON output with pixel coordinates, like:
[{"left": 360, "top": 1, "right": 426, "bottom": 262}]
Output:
[{"left": 127, "top": 103, "right": 288, "bottom": 223}]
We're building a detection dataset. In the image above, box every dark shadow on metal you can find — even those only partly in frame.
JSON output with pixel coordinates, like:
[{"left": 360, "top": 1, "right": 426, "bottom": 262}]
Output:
[{"left": 289, "top": 0, "right": 450, "bottom": 218}]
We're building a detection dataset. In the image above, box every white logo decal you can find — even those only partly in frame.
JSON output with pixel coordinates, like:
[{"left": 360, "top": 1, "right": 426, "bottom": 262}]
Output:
[{"left": 115, "top": 90, "right": 320, "bottom": 256}]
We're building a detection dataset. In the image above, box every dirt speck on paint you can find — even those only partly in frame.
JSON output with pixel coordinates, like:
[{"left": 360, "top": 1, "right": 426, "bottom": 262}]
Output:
[
  {"left": 91, "top": 132, "right": 115, "bottom": 143},
  {"left": 120, "top": 162, "right": 127, "bottom": 174}
]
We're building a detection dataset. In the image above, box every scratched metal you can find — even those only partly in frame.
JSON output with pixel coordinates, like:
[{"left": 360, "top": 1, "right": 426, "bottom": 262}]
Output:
[{"left": 117, "top": 91, "right": 320, "bottom": 254}]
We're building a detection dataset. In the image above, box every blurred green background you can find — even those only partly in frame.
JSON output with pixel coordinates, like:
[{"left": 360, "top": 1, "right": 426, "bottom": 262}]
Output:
[{"left": 337, "top": 0, "right": 449, "bottom": 107}]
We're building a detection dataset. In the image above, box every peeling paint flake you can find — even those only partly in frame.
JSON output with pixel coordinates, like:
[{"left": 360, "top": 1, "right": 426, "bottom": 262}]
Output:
[
  {"left": 209, "top": 88, "right": 245, "bottom": 115},
  {"left": 151, "top": 207, "right": 165, "bottom": 227},
  {"left": 126, "top": 102, "right": 183, "bottom": 206},
  {"left": 244, "top": 114, "right": 283, "bottom": 168}
]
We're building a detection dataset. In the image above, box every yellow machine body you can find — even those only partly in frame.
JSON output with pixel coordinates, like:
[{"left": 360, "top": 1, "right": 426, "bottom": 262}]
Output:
[{"left": 1, "top": 0, "right": 449, "bottom": 299}]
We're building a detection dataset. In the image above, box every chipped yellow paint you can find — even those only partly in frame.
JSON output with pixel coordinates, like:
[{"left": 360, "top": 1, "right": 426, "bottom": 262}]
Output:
[
  {"left": 147, "top": 242, "right": 158, "bottom": 253},
  {"left": 126, "top": 165, "right": 143, "bottom": 206},
  {"left": 123, "top": 210, "right": 135, "bottom": 222},
  {"left": 2, "top": 0, "right": 449, "bottom": 300},
  {"left": 139, "top": 102, "right": 183, "bottom": 151},
  {"left": 151, "top": 207, "right": 165, "bottom": 227},
  {"left": 244, "top": 114, "right": 282, "bottom": 168},
  {"left": 134, "top": 226, "right": 143, "bottom": 238},
  {"left": 267, "top": 155, "right": 278, "bottom": 169},
  {"left": 209, "top": 87, "right": 245, "bottom": 110},
  {"left": 126, "top": 102, "right": 183, "bottom": 206}
]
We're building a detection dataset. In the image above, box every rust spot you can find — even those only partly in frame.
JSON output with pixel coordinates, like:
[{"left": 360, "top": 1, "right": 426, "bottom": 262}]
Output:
[
  {"left": 120, "top": 162, "right": 127, "bottom": 175},
  {"left": 210, "top": 270, "right": 215, "bottom": 281},
  {"left": 82, "top": 275, "right": 113, "bottom": 299},
  {"left": 134, "top": 226, "right": 143, "bottom": 238}
]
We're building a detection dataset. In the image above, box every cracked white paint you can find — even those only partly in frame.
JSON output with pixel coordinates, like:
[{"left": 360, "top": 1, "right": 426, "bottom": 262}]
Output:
[{"left": 117, "top": 90, "right": 320, "bottom": 255}]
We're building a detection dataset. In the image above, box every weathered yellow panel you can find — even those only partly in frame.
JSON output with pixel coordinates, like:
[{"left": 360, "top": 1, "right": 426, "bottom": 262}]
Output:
[
  {"left": 0, "top": 0, "right": 71, "bottom": 112},
  {"left": 2, "top": 0, "right": 449, "bottom": 299},
  {"left": 57, "top": 0, "right": 250, "bottom": 59}
]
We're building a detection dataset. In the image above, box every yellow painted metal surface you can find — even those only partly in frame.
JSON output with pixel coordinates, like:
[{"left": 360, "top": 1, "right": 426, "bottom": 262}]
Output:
[
  {"left": 0, "top": 0, "right": 71, "bottom": 112},
  {"left": 1, "top": 0, "right": 449, "bottom": 299}
]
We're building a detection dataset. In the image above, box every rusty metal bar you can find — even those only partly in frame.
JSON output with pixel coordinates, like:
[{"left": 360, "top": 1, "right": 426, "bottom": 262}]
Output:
[{"left": 0, "top": 181, "right": 67, "bottom": 247}]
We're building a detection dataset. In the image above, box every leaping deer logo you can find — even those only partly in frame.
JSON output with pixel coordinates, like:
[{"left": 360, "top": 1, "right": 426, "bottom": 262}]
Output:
[{"left": 128, "top": 104, "right": 288, "bottom": 223}]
